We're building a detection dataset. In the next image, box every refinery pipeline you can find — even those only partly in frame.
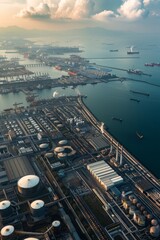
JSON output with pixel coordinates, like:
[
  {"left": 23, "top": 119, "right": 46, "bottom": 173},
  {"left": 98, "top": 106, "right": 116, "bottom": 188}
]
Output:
[{"left": 0, "top": 95, "right": 159, "bottom": 240}]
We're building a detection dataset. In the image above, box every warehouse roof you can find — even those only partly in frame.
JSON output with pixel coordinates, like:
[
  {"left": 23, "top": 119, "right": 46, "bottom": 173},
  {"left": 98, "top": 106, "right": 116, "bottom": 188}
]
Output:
[
  {"left": 3, "top": 156, "right": 35, "bottom": 181},
  {"left": 87, "top": 160, "right": 123, "bottom": 190}
]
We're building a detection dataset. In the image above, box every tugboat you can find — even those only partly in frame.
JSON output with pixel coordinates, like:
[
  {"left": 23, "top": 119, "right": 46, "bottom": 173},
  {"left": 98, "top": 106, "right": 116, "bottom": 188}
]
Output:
[{"left": 136, "top": 131, "right": 143, "bottom": 139}]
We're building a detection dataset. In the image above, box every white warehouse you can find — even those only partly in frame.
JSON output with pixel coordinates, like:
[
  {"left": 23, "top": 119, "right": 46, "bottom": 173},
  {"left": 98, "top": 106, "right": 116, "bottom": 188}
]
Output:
[{"left": 87, "top": 160, "right": 123, "bottom": 190}]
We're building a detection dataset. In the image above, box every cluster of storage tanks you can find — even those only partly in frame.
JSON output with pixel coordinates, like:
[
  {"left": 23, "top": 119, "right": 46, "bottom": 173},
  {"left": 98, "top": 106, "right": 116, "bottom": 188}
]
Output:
[
  {"left": 0, "top": 174, "right": 61, "bottom": 239},
  {"left": 121, "top": 193, "right": 160, "bottom": 237},
  {"left": 0, "top": 221, "right": 61, "bottom": 240},
  {"left": 54, "top": 140, "right": 76, "bottom": 160}
]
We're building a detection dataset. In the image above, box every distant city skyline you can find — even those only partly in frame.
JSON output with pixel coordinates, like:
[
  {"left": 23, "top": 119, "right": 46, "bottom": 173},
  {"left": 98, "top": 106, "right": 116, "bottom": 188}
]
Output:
[{"left": 0, "top": 0, "right": 160, "bottom": 33}]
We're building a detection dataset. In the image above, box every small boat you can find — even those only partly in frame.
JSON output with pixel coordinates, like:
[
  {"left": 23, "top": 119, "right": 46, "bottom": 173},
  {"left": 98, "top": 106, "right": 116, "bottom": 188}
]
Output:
[
  {"left": 130, "top": 98, "right": 140, "bottom": 103},
  {"left": 110, "top": 49, "right": 118, "bottom": 52},
  {"left": 112, "top": 117, "right": 123, "bottom": 122},
  {"left": 136, "top": 131, "right": 143, "bottom": 139}
]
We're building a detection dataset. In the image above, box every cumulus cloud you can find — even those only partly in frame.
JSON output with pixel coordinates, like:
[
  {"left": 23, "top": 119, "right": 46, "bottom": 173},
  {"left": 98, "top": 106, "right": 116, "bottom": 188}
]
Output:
[
  {"left": 117, "top": 0, "right": 146, "bottom": 20},
  {"left": 17, "top": 2, "right": 51, "bottom": 19},
  {"left": 16, "top": 0, "right": 153, "bottom": 22},
  {"left": 17, "top": 0, "right": 95, "bottom": 20},
  {"left": 143, "top": 0, "right": 151, "bottom": 6},
  {"left": 93, "top": 10, "right": 117, "bottom": 22}
]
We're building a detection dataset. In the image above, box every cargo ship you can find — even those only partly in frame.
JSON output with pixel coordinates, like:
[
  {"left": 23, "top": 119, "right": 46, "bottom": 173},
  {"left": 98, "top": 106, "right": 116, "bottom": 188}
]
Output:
[
  {"left": 145, "top": 63, "right": 160, "bottom": 67},
  {"left": 127, "top": 69, "right": 143, "bottom": 75},
  {"left": 144, "top": 63, "right": 154, "bottom": 67},
  {"left": 127, "top": 46, "right": 139, "bottom": 54},
  {"left": 110, "top": 49, "right": 118, "bottom": 52}
]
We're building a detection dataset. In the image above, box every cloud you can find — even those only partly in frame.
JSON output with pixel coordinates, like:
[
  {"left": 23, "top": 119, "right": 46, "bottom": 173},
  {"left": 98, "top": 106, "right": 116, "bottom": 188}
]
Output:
[
  {"left": 17, "top": 0, "right": 95, "bottom": 20},
  {"left": 17, "top": 2, "right": 51, "bottom": 19},
  {"left": 117, "top": 0, "right": 146, "bottom": 20},
  {"left": 16, "top": 0, "right": 154, "bottom": 22},
  {"left": 143, "top": 0, "right": 151, "bottom": 6},
  {"left": 93, "top": 10, "right": 117, "bottom": 22}
]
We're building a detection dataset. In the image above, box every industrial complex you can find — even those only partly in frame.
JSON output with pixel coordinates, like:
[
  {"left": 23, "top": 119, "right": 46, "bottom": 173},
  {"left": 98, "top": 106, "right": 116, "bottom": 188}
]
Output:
[
  {"left": 0, "top": 95, "right": 159, "bottom": 240},
  {"left": 0, "top": 39, "right": 159, "bottom": 240}
]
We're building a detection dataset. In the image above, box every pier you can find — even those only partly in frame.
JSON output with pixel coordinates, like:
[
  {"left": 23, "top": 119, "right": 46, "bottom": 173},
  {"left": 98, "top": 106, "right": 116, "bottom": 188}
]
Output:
[{"left": 96, "top": 64, "right": 152, "bottom": 77}]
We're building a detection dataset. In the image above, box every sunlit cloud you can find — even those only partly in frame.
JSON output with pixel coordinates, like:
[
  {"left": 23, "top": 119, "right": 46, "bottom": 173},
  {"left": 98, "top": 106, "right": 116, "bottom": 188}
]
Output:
[
  {"left": 15, "top": 0, "right": 159, "bottom": 23},
  {"left": 117, "top": 0, "right": 146, "bottom": 20},
  {"left": 93, "top": 10, "right": 117, "bottom": 22},
  {"left": 17, "top": 2, "right": 51, "bottom": 19},
  {"left": 17, "top": 0, "right": 95, "bottom": 20}
]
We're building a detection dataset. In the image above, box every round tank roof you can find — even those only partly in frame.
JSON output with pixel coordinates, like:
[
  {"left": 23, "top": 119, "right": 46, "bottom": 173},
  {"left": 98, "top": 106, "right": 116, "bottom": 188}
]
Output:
[
  {"left": 24, "top": 238, "right": 39, "bottom": 240},
  {"left": 31, "top": 200, "right": 44, "bottom": 209},
  {"left": 54, "top": 120, "right": 60, "bottom": 124},
  {"left": 150, "top": 226, "right": 160, "bottom": 236},
  {"left": 59, "top": 140, "right": 68, "bottom": 145},
  {"left": 52, "top": 220, "right": 61, "bottom": 227},
  {"left": 1, "top": 225, "right": 14, "bottom": 236},
  {"left": 151, "top": 219, "right": 158, "bottom": 226},
  {"left": 39, "top": 143, "right": 49, "bottom": 149},
  {"left": 45, "top": 152, "right": 54, "bottom": 158},
  {"left": 54, "top": 147, "right": 64, "bottom": 153},
  {"left": 18, "top": 175, "right": 40, "bottom": 189},
  {"left": 57, "top": 124, "right": 63, "bottom": 128},
  {"left": 0, "top": 200, "right": 11, "bottom": 210},
  {"left": 58, "top": 152, "right": 67, "bottom": 158}
]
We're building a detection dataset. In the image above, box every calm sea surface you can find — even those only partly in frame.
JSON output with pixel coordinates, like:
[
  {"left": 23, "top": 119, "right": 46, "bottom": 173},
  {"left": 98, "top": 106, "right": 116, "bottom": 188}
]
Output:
[{"left": 0, "top": 35, "right": 160, "bottom": 178}]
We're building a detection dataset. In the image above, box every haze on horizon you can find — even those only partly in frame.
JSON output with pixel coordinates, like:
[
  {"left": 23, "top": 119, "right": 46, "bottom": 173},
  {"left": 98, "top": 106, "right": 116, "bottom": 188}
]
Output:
[{"left": 0, "top": 0, "right": 160, "bottom": 33}]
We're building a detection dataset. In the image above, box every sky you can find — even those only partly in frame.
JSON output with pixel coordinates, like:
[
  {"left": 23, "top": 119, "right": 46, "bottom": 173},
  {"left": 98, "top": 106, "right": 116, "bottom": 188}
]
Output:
[{"left": 0, "top": 0, "right": 160, "bottom": 32}]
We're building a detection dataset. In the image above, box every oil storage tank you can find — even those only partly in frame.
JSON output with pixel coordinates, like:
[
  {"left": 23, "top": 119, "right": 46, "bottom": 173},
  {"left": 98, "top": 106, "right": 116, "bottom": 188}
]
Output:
[
  {"left": 0, "top": 200, "right": 12, "bottom": 218},
  {"left": 17, "top": 175, "right": 40, "bottom": 197},
  {"left": 1, "top": 225, "right": 15, "bottom": 240},
  {"left": 24, "top": 238, "right": 39, "bottom": 240},
  {"left": 52, "top": 220, "right": 61, "bottom": 234},
  {"left": 30, "top": 200, "right": 45, "bottom": 218}
]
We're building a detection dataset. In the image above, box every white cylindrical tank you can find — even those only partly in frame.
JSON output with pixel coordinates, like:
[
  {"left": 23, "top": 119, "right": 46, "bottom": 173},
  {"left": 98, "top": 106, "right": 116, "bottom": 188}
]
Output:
[
  {"left": 52, "top": 220, "right": 61, "bottom": 234},
  {"left": 57, "top": 124, "right": 63, "bottom": 128},
  {"left": 39, "top": 143, "right": 49, "bottom": 150},
  {"left": 1, "top": 225, "right": 15, "bottom": 240},
  {"left": 24, "top": 238, "right": 39, "bottom": 240},
  {"left": 45, "top": 152, "right": 54, "bottom": 159},
  {"left": 57, "top": 152, "right": 67, "bottom": 160},
  {"left": 151, "top": 219, "right": 158, "bottom": 226},
  {"left": 58, "top": 140, "right": 68, "bottom": 146},
  {"left": 0, "top": 200, "right": 12, "bottom": 218},
  {"left": 54, "top": 121, "right": 60, "bottom": 124},
  {"left": 30, "top": 200, "right": 45, "bottom": 218},
  {"left": 54, "top": 147, "right": 64, "bottom": 154},
  {"left": 150, "top": 225, "right": 160, "bottom": 238},
  {"left": 18, "top": 175, "right": 40, "bottom": 196}
]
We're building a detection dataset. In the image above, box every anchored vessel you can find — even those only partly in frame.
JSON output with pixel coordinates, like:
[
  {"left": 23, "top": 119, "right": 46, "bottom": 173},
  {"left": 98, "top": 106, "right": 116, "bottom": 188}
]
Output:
[
  {"left": 127, "top": 69, "right": 143, "bottom": 75},
  {"left": 130, "top": 98, "right": 140, "bottom": 103},
  {"left": 112, "top": 117, "right": 123, "bottom": 122},
  {"left": 127, "top": 46, "right": 139, "bottom": 54}
]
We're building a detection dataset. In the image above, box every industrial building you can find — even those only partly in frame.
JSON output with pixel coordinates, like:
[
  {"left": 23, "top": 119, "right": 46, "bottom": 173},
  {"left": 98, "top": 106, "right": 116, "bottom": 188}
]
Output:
[{"left": 87, "top": 160, "right": 123, "bottom": 190}]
